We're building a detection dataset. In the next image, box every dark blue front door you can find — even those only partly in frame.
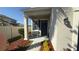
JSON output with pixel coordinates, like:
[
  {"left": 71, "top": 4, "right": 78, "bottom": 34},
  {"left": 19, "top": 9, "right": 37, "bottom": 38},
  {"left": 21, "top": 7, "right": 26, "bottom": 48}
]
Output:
[{"left": 40, "top": 20, "right": 48, "bottom": 36}]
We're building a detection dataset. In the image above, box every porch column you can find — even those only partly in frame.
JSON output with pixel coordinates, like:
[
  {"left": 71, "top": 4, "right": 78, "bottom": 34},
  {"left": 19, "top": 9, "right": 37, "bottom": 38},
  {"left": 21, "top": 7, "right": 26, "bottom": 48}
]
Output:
[{"left": 24, "top": 16, "right": 28, "bottom": 40}]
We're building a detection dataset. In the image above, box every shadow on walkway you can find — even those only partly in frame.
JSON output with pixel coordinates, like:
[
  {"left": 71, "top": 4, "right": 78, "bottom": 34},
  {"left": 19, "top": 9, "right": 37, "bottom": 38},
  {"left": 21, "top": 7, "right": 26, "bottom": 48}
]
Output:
[
  {"left": 11, "top": 46, "right": 29, "bottom": 51},
  {"left": 26, "top": 42, "right": 41, "bottom": 50}
]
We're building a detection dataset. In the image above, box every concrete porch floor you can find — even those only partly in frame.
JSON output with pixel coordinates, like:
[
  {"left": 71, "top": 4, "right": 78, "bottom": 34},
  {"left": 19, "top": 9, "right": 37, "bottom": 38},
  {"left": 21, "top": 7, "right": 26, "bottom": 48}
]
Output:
[{"left": 26, "top": 36, "right": 48, "bottom": 51}]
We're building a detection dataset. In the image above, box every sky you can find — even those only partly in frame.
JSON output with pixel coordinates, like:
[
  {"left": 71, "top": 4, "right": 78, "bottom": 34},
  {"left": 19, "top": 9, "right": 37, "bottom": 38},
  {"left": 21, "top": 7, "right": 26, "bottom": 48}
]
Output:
[{"left": 0, "top": 7, "right": 31, "bottom": 25}]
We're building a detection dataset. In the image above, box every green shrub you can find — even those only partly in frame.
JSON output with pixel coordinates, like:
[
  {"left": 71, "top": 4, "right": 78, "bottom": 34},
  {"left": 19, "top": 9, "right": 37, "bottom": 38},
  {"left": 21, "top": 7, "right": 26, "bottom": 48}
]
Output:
[
  {"left": 18, "top": 28, "right": 24, "bottom": 37},
  {"left": 8, "top": 35, "right": 22, "bottom": 43},
  {"left": 42, "top": 40, "right": 49, "bottom": 51}
]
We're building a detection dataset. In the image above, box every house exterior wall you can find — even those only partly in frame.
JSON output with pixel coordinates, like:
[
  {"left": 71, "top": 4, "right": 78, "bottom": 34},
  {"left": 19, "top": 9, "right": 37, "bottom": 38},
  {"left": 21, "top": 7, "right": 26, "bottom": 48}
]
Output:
[
  {"left": 72, "top": 10, "right": 79, "bottom": 50},
  {"left": 49, "top": 8, "right": 58, "bottom": 50},
  {"left": 0, "top": 15, "right": 17, "bottom": 26},
  {"left": 57, "top": 8, "right": 73, "bottom": 51},
  {"left": 50, "top": 7, "right": 74, "bottom": 51}
]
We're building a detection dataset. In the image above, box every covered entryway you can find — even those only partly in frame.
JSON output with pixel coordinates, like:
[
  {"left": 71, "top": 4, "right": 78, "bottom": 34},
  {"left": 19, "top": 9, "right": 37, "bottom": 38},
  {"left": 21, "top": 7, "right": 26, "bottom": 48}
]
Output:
[
  {"left": 24, "top": 8, "right": 51, "bottom": 39},
  {"left": 33, "top": 20, "right": 48, "bottom": 37},
  {"left": 23, "top": 8, "right": 52, "bottom": 51}
]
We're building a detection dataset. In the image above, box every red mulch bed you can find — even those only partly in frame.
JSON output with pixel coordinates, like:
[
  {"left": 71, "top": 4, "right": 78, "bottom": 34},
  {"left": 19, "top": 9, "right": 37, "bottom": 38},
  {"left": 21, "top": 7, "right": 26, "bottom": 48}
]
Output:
[
  {"left": 40, "top": 40, "right": 54, "bottom": 51},
  {"left": 0, "top": 32, "right": 9, "bottom": 51},
  {"left": 0, "top": 32, "right": 32, "bottom": 51},
  {"left": 7, "top": 38, "right": 32, "bottom": 51}
]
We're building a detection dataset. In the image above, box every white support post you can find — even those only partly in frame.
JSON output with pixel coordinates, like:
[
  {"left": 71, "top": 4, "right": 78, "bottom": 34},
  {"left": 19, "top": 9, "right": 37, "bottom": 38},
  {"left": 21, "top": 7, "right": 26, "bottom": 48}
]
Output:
[{"left": 24, "top": 16, "right": 28, "bottom": 40}]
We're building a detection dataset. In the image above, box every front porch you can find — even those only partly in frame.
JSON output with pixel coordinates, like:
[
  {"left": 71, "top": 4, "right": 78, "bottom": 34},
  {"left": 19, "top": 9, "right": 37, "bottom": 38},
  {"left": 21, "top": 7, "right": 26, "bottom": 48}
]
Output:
[
  {"left": 23, "top": 8, "right": 54, "bottom": 51},
  {"left": 26, "top": 36, "right": 48, "bottom": 51},
  {"left": 24, "top": 8, "right": 51, "bottom": 40}
]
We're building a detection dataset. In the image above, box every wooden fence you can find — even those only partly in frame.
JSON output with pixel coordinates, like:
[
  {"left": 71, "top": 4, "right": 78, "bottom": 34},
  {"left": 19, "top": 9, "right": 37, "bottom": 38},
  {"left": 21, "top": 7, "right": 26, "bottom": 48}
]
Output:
[{"left": 0, "top": 26, "right": 24, "bottom": 40}]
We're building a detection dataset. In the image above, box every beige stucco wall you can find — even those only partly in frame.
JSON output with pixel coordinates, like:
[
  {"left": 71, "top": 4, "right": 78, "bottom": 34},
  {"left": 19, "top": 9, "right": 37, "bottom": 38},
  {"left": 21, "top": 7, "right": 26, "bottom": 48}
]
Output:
[
  {"left": 57, "top": 8, "right": 73, "bottom": 51},
  {"left": 50, "top": 7, "right": 76, "bottom": 51}
]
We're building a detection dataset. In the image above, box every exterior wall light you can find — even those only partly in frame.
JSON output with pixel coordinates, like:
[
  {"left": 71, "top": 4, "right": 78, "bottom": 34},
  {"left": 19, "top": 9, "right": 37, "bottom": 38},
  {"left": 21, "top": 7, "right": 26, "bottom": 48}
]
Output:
[{"left": 64, "top": 17, "right": 72, "bottom": 29}]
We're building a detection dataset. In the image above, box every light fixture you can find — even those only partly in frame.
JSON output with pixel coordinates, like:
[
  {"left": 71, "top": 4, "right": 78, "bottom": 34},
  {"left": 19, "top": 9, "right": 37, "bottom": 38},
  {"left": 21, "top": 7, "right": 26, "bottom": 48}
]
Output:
[{"left": 64, "top": 17, "right": 72, "bottom": 29}]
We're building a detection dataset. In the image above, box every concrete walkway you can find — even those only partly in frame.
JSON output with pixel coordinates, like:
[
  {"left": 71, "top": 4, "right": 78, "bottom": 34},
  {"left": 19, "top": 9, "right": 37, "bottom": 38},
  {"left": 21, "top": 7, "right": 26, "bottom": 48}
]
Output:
[{"left": 26, "top": 36, "right": 48, "bottom": 51}]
